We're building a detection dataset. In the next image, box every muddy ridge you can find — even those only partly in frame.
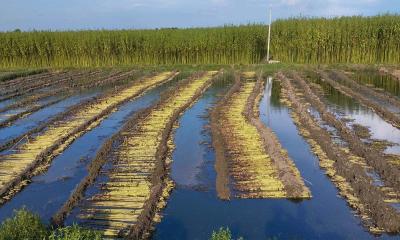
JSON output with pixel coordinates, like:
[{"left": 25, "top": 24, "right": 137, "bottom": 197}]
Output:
[
  {"left": 0, "top": 70, "right": 142, "bottom": 153},
  {"left": 211, "top": 72, "right": 309, "bottom": 199},
  {"left": 210, "top": 75, "right": 240, "bottom": 200},
  {"left": 318, "top": 70, "right": 400, "bottom": 129},
  {"left": 333, "top": 69, "right": 400, "bottom": 109},
  {"left": 245, "top": 77, "right": 311, "bottom": 198},
  {"left": 278, "top": 72, "right": 400, "bottom": 233},
  {"left": 0, "top": 70, "right": 52, "bottom": 89},
  {"left": 379, "top": 67, "right": 400, "bottom": 81},
  {"left": 291, "top": 71, "right": 400, "bottom": 193},
  {"left": 0, "top": 69, "right": 138, "bottom": 128},
  {"left": 0, "top": 70, "right": 99, "bottom": 102},
  {"left": 0, "top": 71, "right": 177, "bottom": 205},
  {"left": 52, "top": 71, "right": 217, "bottom": 239}
]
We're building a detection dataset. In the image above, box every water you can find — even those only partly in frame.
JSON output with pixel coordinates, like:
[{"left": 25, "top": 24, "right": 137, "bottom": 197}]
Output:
[
  {"left": 153, "top": 78, "right": 390, "bottom": 239},
  {"left": 351, "top": 71, "right": 400, "bottom": 98},
  {"left": 0, "top": 78, "right": 180, "bottom": 223},
  {"left": 310, "top": 75, "right": 400, "bottom": 155},
  {"left": 0, "top": 92, "right": 98, "bottom": 146}
]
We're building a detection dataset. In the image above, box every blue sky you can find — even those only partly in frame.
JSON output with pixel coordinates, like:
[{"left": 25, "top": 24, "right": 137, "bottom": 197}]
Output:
[{"left": 0, "top": 0, "right": 398, "bottom": 31}]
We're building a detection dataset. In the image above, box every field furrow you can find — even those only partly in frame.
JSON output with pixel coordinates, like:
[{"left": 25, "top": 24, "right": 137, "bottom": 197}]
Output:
[
  {"left": 334, "top": 70, "right": 400, "bottom": 109},
  {"left": 290, "top": 71, "right": 400, "bottom": 193},
  {"left": 0, "top": 69, "right": 138, "bottom": 128},
  {"left": 278, "top": 72, "right": 400, "bottom": 233},
  {"left": 0, "top": 71, "right": 177, "bottom": 201},
  {"left": 0, "top": 71, "right": 51, "bottom": 89},
  {"left": 318, "top": 70, "right": 400, "bottom": 128},
  {"left": 53, "top": 71, "right": 217, "bottom": 238},
  {"left": 212, "top": 72, "right": 310, "bottom": 199},
  {"left": 0, "top": 70, "right": 100, "bottom": 102}
]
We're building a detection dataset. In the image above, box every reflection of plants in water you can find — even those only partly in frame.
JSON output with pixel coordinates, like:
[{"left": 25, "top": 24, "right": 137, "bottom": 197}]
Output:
[
  {"left": 352, "top": 71, "right": 400, "bottom": 97},
  {"left": 306, "top": 72, "right": 361, "bottom": 111},
  {"left": 270, "top": 79, "right": 282, "bottom": 106}
]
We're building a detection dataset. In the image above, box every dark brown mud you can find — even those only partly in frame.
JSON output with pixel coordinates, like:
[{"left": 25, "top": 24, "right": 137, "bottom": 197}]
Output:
[
  {"left": 0, "top": 71, "right": 177, "bottom": 205},
  {"left": 52, "top": 72, "right": 218, "bottom": 240},
  {"left": 0, "top": 70, "right": 51, "bottom": 88},
  {"left": 209, "top": 75, "right": 240, "bottom": 200},
  {"left": 278, "top": 72, "right": 400, "bottom": 233},
  {"left": 0, "top": 70, "right": 141, "bottom": 153},
  {"left": 333, "top": 70, "right": 400, "bottom": 109},
  {"left": 0, "top": 97, "right": 69, "bottom": 128},
  {"left": 379, "top": 67, "right": 400, "bottom": 81},
  {"left": 291, "top": 71, "right": 400, "bottom": 193},
  {"left": 245, "top": 77, "right": 311, "bottom": 198},
  {"left": 0, "top": 70, "right": 99, "bottom": 102},
  {"left": 318, "top": 70, "right": 400, "bottom": 129}
]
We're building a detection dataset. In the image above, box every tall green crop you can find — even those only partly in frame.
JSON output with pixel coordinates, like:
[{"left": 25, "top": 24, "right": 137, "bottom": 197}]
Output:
[{"left": 0, "top": 14, "right": 399, "bottom": 68}]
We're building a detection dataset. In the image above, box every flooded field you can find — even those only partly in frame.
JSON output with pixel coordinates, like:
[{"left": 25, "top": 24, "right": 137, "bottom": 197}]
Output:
[{"left": 0, "top": 66, "right": 399, "bottom": 239}]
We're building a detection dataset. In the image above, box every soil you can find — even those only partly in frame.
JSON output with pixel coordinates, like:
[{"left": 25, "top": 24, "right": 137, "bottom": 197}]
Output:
[
  {"left": 278, "top": 71, "right": 400, "bottom": 233},
  {"left": 291, "top": 70, "right": 400, "bottom": 193},
  {"left": 318, "top": 70, "right": 400, "bottom": 129},
  {"left": 52, "top": 71, "right": 219, "bottom": 240},
  {"left": 245, "top": 77, "right": 310, "bottom": 198},
  {"left": 0, "top": 71, "right": 177, "bottom": 206}
]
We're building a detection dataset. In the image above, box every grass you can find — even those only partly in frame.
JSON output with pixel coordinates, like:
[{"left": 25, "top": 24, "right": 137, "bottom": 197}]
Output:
[
  {"left": 0, "top": 15, "right": 399, "bottom": 68},
  {"left": 0, "top": 208, "right": 101, "bottom": 240}
]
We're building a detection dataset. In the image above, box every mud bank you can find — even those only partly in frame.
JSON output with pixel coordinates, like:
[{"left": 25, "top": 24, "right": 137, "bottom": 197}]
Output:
[
  {"left": 53, "top": 72, "right": 218, "bottom": 239},
  {"left": 278, "top": 72, "right": 400, "bottom": 233},
  {"left": 291, "top": 71, "right": 400, "bottom": 193},
  {"left": 0, "top": 72, "right": 178, "bottom": 205},
  {"left": 318, "top": 70, "right": 400, "bottom": 128},
  {"left": 337, "top": 70, "right": 400, "bottom": 108},
  {"left": 211, "top": 72, "right": 310, "bottom": 199}
]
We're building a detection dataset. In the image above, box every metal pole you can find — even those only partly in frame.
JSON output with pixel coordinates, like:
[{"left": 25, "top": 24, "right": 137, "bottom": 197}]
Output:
[{"left": 267, "top": 7, "right": 272, "bottom": 63}]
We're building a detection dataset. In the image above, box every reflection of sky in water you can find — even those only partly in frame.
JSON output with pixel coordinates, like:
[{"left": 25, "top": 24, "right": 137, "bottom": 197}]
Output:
[{"left": 328, "top": 105, "right": 400, "bottom": 155}]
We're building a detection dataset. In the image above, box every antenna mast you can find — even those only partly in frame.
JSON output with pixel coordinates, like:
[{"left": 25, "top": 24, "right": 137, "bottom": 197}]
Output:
[{"left": 266, "top": 6, "right": 272, "bottom": 63}]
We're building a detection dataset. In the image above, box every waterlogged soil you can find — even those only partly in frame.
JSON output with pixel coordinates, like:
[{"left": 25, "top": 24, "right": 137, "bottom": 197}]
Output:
[
  {"left": 0, "top": 78, "right": 180, "bottom": 223},
  {"left": 0, "top": 92, "right": 98, "bottom": 145},
  {"left": 152, "top": 77, "right": 393, "bottom": 239},
  {"left": 307, "top": 74, "right": 400, "bottom": 155},
  {"left": 351, "top": 70, "right": 400, "bottom": 98}
]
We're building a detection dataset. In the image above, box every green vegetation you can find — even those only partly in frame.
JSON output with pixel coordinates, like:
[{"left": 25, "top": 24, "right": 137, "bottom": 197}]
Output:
[
  {"left": 272, "top": 15, "right": 400, "bottom": 64},
  {"left": 0, "top": 208, "right": 48, "bottom": 240},
  {"left": 0, "top": 209, "right": 101, "bottom": 240},
  {"left": 211, "top": 228, "right": 234, "bottom": 240},
  {"left": 0, "top": 15, "right": 399, "bottom": 68}
]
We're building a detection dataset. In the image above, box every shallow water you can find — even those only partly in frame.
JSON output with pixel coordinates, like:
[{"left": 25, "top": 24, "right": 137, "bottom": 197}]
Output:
[
  {"left": 0, "top": 92, "right": 98, "bottom": 146},
  {"left": 153, "top": 77, "right": 390, "bottom": 239},
  {"left": 351, "top": 71, "right": 400, "bottom": 98},
  {"left": 310, "top": 75, "right": 400, "bottom": 155},
  {"left": 0, "top": 78, "right": 180, "bottom": 223}
]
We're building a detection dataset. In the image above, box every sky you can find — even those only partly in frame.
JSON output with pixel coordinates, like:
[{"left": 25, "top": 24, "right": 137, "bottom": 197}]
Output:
[{"left": 0, "top": 0, "right": 399, "bottom": 31}]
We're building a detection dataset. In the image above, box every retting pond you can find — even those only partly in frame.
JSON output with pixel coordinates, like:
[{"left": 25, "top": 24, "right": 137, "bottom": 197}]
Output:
[
  {"left": 309, "top": 74, "right": 400, "bottom": 155},
  {"left": 152, "top": 76, "right": 393, "bottom": 239},
  {"left": 0, "top": 77, "right": 182, "bottom": 223}
]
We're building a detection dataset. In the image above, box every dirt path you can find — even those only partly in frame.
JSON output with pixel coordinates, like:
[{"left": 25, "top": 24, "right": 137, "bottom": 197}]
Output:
[
  {"left": 278, "top": 72, "right": 400, "bottom": 233},
  {"left": 52, "top": 71, "right": 218, "bottom": 239},
  {"left": 0, "top": 72, "right": 178, "bottom": 205}
]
